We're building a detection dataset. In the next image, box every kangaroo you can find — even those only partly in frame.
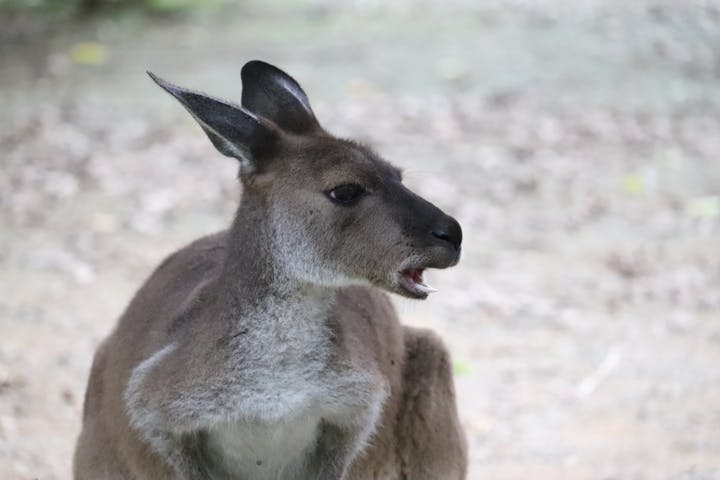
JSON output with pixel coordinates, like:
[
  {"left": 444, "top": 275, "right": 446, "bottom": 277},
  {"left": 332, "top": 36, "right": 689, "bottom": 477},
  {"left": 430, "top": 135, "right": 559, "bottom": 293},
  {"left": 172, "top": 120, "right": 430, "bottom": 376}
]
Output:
[{"left": 73, "top": 60, "right": 467, "bottom": 480}]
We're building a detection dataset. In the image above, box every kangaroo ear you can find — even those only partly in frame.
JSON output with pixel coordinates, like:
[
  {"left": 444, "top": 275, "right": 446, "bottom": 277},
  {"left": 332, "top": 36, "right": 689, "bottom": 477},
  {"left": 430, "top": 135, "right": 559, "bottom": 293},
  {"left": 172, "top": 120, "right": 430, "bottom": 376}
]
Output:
[
  {"left": 148, "top": 72, "right": 276, "bottom": 174},
  {"left": 241, "top": 60, "right": 320, "bottom": 134}
]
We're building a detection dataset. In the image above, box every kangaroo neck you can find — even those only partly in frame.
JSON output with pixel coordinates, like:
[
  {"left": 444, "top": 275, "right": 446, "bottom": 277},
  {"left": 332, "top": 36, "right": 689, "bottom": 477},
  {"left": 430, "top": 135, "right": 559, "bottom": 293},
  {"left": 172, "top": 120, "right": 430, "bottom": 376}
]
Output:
[{"left": 217, "top": 190, "right": 336, "bottom": 322}]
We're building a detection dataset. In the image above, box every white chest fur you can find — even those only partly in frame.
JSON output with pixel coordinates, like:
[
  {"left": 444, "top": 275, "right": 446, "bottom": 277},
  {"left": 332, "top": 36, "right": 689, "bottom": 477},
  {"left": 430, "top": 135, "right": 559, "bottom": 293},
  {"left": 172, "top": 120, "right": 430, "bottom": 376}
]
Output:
[
  {"left": 204, "top": 411, "right": 321, "bottom": 480},
  {"left": 196, "top": 291, "right": 386, "bottom": 479}
]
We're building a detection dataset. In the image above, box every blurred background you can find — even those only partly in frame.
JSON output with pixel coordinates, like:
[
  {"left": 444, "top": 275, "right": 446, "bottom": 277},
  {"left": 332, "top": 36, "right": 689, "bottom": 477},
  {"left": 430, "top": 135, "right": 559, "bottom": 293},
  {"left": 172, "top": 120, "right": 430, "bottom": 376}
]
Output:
[{"left": 1, "top": 0, "right": 720, "bottom": 478}]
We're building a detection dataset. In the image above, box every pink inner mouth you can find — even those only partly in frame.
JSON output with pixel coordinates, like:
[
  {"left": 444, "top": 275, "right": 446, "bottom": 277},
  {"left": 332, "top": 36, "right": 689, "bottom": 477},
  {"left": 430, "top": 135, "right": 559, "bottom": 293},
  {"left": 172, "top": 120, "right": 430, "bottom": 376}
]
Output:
[
  {"left": 399, "top": 268, "right": 437, "bottom": 298},
  {"left": 405, "top": 268, "right": 424, "bottom": 284}
]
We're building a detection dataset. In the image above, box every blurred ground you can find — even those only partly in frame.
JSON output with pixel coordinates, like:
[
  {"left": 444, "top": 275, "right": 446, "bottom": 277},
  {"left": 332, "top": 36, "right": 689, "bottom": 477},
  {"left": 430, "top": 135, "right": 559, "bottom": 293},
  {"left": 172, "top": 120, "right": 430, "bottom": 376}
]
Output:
[{"left": 1, "top": 1, "right": 720, "bottom": 479}]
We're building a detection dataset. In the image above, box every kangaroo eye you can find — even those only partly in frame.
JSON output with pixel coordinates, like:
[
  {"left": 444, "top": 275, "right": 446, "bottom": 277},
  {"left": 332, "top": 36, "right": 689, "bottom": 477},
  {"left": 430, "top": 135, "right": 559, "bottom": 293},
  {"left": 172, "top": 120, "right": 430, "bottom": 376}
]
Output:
[{"left": 326, "top": 184, "right": 366, "bottom": 206}]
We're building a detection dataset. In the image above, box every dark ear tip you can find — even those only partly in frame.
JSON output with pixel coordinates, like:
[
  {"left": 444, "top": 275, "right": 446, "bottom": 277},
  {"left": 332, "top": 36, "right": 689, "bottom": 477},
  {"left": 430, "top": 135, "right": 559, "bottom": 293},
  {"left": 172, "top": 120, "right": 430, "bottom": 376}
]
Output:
[
  {"left": 147, "top": 70, "right": 168, "bottom": 88},
  {"left": 242, "top": 60, "right": 271, "bottom": 71},
  {"left": 146, "top": 70, "right": 160, "bottom": 83},
  {"left": 241, "top": 60, "right": 285, "bottom": 81},
  {"left": 241, "top": 60, "right": 263, "bottom": 80},
  {"left": 243, "top": 60, "right": 266, "bottom": 68},
  {"left": 147, "top": 71, "right": 183, "bottom": 98}
]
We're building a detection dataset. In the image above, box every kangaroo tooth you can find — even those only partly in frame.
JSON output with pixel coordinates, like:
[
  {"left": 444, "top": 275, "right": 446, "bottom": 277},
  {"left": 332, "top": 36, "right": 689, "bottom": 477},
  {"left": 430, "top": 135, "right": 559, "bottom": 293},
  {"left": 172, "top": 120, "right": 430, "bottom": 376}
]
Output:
[{"left": 416, "top": 283, "right": 438, "bottom": 294}]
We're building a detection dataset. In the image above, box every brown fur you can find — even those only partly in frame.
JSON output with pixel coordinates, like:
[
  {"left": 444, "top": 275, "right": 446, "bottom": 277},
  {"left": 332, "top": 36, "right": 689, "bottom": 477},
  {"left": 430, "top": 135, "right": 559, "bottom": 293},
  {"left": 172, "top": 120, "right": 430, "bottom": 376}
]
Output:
[{"left": 74, "top": 61, "right": 466, "bottom": 479}]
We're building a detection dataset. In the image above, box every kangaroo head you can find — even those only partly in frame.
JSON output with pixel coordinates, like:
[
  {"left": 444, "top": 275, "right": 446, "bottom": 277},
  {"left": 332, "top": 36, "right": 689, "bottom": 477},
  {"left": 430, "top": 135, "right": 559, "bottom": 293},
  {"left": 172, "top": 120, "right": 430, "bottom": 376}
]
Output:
[{"left": 150, "top": 61, "right": 461, "bottom": 299}]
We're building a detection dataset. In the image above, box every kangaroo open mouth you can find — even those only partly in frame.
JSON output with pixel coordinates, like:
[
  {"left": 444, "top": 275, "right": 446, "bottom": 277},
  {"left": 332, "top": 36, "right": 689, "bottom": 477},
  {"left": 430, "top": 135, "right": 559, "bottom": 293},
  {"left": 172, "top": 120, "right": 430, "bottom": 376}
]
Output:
[{"left": 398, "top": 268, "right": 438, "bottom": 299}]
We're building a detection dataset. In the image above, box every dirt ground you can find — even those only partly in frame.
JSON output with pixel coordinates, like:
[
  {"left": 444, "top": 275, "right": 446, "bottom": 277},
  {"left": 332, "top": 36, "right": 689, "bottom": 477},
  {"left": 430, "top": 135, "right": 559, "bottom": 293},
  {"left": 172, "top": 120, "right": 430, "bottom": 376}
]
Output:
[{"left": 1, "top": 1, "right": 719, "bottom": 479}]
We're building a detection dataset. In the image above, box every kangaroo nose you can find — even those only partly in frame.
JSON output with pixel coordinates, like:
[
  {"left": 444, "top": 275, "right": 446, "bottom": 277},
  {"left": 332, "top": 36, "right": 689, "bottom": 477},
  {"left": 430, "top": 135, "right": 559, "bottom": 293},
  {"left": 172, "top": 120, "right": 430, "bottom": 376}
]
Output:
[{"left": 431, "top": 216, "right": 462, "bottom": 250}]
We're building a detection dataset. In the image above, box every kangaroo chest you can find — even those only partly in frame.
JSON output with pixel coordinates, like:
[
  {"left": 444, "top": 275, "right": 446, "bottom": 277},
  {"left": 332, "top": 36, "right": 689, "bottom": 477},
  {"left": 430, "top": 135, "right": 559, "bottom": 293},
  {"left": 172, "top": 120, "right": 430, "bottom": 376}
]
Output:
[
  {"left": 199, "top": 299, "right": 382, "bottom": 480},
  {"left": 203, "top": 411, "right": 322, "bottom": 480}
]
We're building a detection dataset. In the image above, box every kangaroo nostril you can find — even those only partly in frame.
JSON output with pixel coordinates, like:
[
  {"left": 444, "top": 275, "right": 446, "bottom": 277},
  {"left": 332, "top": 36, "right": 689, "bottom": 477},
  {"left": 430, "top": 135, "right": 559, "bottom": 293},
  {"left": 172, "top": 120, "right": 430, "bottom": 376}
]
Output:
[
  {"left": 431, "top": 229, "right": 452, "bottom": 242},
  {"left": 431, "top": 217, "right": 462, "bottom": 250}
]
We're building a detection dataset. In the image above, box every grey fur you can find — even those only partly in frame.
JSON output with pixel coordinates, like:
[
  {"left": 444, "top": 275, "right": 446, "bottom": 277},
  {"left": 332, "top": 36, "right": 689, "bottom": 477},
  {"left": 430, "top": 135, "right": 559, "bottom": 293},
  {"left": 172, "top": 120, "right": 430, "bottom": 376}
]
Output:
[{"left": 74, "top": 61, "right": 467, "bottom": 480}]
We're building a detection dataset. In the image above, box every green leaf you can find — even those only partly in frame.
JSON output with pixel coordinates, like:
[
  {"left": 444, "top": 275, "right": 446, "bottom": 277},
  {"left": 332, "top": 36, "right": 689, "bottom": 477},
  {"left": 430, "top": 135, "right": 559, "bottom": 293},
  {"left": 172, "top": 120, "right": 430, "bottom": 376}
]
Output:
[
  {"left": 148, "top": 0, "right": 222, "bottom": 12},
  {"left": 69, "top": 42, "right": 109, "bottom": 65},
  {"left": 453, "top": 360, "right": 472, "bottom": 377},
  {"left": 621, "top": 173, "right": 644, "bottom": 195},
  {"left": 686, "top": 195, "right": 720, "bottom": 219}
]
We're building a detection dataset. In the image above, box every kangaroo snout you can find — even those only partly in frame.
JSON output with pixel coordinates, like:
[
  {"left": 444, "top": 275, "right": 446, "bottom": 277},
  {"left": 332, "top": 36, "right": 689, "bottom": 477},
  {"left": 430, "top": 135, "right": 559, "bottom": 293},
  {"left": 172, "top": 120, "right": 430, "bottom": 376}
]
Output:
[
  {"left": 394, "top": 185, "right": 462, "bottom": 255},
  {"left": 392, "top": 202, "right": 462, "bottom": 300},
  {"left": 395, "top": 186, "right": 462, "bottom": 272},
  {"left": 430, "top": 214, "right": 462, "bottom": 252}
]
